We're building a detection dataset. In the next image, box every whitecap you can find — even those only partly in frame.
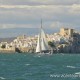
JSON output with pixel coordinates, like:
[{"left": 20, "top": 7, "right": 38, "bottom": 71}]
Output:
[
  {"left": 75, "top": 72, "right": 80, "bottom": 75},
  {"left": 67, "top": 65, "right": 76, "bottom": 68},
  {"left": 35, "top": 55, "right": 41, "bottom": 57},
  {"left": 25, "top": 64, "right": 30, "bottom": 66},
  {"left": 24, "top": 55, "right": 26, "bottom": 56},
  {"left": 0, "top": 77, "right": 5, "bottom": 80},
  {"left": 37, "top": 55, "right": 41, "bottom": 57}
]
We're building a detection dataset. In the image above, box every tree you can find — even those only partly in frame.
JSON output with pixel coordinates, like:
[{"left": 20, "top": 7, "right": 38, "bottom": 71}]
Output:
[
  {"left": 48, "top": 41, "right": 55, "bottom": 48},
  {"left": 1, "top": 44, "right": 6, "bottom": 48},
  {"left": 48, "top": 41, "right": 56, "bottom": 53}
]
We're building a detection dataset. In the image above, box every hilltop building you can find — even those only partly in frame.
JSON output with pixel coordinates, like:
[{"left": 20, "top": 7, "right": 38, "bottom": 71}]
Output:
[{"left": 60, "top": 28, "right": 74, "bottom": 38}]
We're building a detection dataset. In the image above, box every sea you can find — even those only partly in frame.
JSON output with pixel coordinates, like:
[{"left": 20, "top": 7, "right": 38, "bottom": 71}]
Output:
[{"left": 0, "top": 53, "right": 80, "bottom": 80}]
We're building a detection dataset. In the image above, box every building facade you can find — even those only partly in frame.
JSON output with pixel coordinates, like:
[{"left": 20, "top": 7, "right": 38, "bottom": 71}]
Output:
[{"left": 60, "top": 28, "right": 74, "bottom": 37}]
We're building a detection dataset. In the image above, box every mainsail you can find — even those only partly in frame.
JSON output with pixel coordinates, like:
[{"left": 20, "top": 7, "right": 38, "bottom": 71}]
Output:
[
  {"left": 36, "top": 21, "right": 49, "bottom": 53},
  {"left": 41, "top": 29, "right": 49, "bottom": 51}
]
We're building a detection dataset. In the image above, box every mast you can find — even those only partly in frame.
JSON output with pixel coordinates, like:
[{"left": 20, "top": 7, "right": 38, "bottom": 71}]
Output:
[{"left": 41, "top": 19, "right": 42, "bottom": 29}]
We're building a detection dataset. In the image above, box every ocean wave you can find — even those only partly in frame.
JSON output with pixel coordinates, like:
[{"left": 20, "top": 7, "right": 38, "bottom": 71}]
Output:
[
  {"left": 0, "top": 59, "right": 9, "bottom": 61},
  {"left": 25, "top": 64, "right": 30, "bottom": 66},
  {"left": 34, "top": 55, "right": 41, "bottom": 58},
  {"left": 75, "top": 72, "right": 80, "bottom": 75},
  {"left": 66, "top": 65, "right": 76, "bottom": 68},
  {"left": 67, "top": 65, "right": 80, "bottom": 69},
  {"left": 0, "top": 77, "right": 5, "bottom": 80}
]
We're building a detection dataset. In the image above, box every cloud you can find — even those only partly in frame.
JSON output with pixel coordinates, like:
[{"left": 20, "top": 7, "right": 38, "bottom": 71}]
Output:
[
  {"left": 0, "top": 24, "right": 38, "bottom": 29},
  {"left": 0, "top": 5, "right": 47, "bottom": 9},
  {"left": 0, "top": 1, "right": 80, "bottom": 37},
  {"left": 0, "top": 4, "right": 80, "bottom": 24},
  {"left": 0, "top": 4, "right": 80, "bottom": 15},
  {"left": 0, "top": 0, "right": 80, "bottom": 5}
]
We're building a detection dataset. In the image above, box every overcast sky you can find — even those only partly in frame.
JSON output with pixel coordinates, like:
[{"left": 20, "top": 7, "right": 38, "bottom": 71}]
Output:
[{"left": 0, "top": 0, "right": 80, "bottom": 37}]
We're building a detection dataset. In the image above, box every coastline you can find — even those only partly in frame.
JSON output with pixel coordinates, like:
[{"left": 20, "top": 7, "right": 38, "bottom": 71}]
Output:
[{"left": 0, "top": 28, "right": 80, "bottom": 54}]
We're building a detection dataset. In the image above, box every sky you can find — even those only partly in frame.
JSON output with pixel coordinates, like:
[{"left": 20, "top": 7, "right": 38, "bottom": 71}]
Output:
[{"left": 0, "top": 0, "right": 80, "bottom": 38}]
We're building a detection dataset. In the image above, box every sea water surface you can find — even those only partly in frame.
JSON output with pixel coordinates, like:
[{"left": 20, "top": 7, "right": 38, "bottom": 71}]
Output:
[{"left": 0, "top": 53, "right": 80, "bottom": 80}]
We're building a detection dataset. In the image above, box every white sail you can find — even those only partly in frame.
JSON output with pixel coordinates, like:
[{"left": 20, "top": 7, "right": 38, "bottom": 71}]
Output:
[
  {"left": 36, "top": 35, "right": 41, "bottom": 53},
  {"left": 36, "top": 28, "right": 49, "bottom": 53},
  {"left": 41, "top": 29, "right": 49, "bottom": 51},
  {"left": 41, "top": 37, "right": 48, "bottom": 51},
  {"left": 36, "top": 19, "right": 49, "bottom": 53}
]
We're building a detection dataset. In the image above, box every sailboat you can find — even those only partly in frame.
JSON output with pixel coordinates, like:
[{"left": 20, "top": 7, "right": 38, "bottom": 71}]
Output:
[{"left": 36, "top": 20, "right": 51, "bottom": 54}]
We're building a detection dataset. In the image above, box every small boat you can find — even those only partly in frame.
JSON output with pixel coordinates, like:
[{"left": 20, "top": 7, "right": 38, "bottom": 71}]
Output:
[{"left": 36, "top": 20, "right": 52, "bottom": 55}]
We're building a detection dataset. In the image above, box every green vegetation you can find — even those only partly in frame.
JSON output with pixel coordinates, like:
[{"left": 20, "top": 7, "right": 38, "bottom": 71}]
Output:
[
  {"left": 1, "top": 45, "right": 6, "bottom": 49},
  {"left": 48, "top": 41, "right": 55, "bottom": 48}
]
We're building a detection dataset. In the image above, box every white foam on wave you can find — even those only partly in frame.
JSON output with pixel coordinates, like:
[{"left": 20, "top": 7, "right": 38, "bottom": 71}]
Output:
[
  {"left": 37, "top": 55, "right": 41, "bottom": 57},
  {"left": 67, "top": 65, "right": 76, "bottom": 68},
  {"left": 25, "top": 64, "right": 30, "bottom": 66},
  {"left": 75, "top": 72, "right": 80, "bottom": 75},
  {"left": 0, "top": 77, "right": 5, "bottom": 80},
  {"left": 34, "top": 55, "right": 41, "bottom": 58}
]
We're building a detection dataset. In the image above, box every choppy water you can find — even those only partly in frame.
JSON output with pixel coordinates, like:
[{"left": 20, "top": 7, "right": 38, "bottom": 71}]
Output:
[{"left": 0, "top": 53, "right": 80, "bottom": 80}]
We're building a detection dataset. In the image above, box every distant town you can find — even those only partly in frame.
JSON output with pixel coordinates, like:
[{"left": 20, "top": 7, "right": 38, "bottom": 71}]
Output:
[{"left": 0, "top": 27, "right": 80, "bottom": 53}]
